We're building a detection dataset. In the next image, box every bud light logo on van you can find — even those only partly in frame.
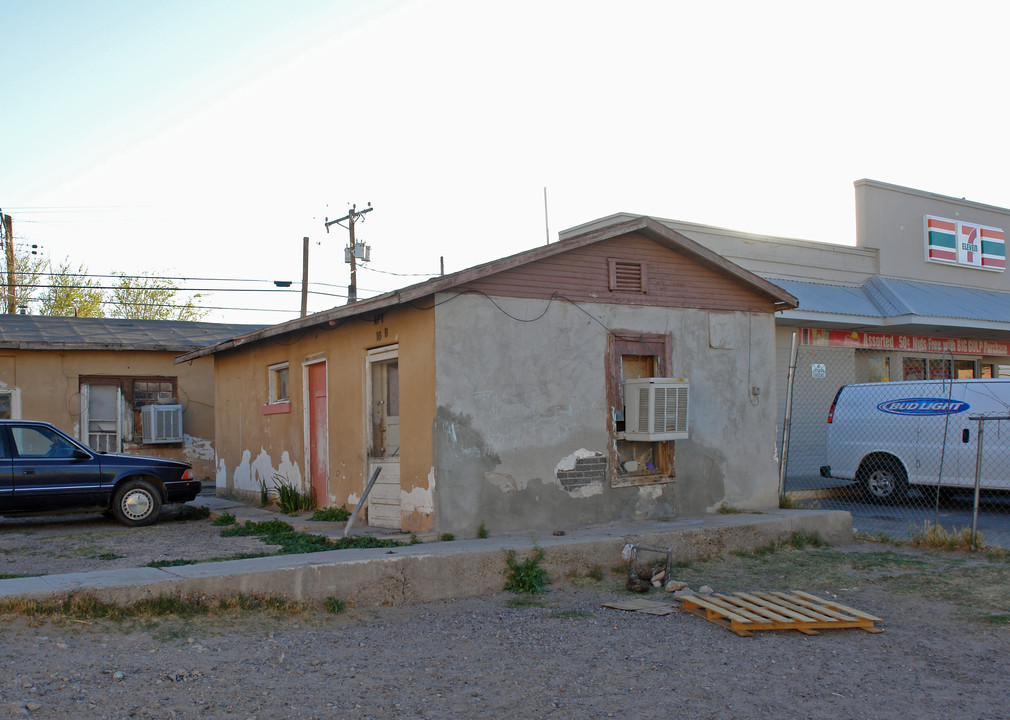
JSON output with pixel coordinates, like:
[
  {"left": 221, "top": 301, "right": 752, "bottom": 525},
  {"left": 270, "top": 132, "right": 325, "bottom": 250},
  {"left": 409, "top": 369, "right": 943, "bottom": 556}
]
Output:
[{"left": 876, "top": 398, "right": 970, "bottom": 416}]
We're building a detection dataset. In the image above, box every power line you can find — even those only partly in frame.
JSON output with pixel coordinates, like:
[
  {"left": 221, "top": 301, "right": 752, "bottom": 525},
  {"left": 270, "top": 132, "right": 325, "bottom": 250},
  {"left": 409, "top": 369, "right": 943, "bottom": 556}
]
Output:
[{"left": 22, "top": 282, "right": 348, "bottom": 298}]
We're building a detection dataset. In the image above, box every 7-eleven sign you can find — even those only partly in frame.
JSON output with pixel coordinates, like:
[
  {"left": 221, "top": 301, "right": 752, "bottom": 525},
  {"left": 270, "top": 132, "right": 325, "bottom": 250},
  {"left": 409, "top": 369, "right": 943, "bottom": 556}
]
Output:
[
  {"left": 959, "top": 223, "right": 982, "bottom": 267},
  {"left": 925, "top": 215, "right": 1005, "bottom": 272}
]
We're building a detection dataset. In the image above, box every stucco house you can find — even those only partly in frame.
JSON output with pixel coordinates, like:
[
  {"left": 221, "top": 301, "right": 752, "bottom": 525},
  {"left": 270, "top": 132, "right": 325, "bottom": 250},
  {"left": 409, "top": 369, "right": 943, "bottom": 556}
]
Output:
[
  {"left": 178, "top": 216, "right": 797, "bottom": 535},
  {"left": 0, "top": 314, "right": 262, "bottom": 480}
]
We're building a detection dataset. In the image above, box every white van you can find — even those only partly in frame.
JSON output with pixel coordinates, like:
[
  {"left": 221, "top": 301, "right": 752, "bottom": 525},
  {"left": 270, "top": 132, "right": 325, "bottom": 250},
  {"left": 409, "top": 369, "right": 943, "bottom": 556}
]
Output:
[{"left": 820, "top": 379, "right": 1010, "bottom": 501}]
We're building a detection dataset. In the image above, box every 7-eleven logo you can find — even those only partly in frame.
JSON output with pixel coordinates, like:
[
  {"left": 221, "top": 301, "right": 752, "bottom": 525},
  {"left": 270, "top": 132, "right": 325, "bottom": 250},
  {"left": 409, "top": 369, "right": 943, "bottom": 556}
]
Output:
[{"left": 959, "top": 223, "right": 982, "bottom": 267}]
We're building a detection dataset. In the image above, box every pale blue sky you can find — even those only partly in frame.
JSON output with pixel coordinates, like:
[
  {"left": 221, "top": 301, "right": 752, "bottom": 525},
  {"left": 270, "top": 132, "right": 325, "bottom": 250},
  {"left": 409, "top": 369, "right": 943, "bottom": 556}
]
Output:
[{"left": 3, "top": 0, "right": 1009, "bottom": 322}]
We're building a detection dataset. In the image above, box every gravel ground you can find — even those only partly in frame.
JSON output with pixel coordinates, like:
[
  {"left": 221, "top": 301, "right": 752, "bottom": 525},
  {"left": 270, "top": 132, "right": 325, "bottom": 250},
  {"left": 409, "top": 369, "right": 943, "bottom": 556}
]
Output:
[
  {"left": 0, "top": 510, "right": 1007, "bottom": 719},
  {"left": 0, "top": 507, "right": 280, "bottom": 577}
]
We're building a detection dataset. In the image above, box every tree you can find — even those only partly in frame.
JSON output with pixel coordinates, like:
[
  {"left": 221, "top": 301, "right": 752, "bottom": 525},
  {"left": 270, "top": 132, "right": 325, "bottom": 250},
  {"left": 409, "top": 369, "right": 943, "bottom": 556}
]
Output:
[
  {"left": 108, "top": 272, "right": 209, "bottom": 321},
  {"left": 37, "top": 260, "right": 105, "bottom": 317},
  {"left": 1, "top": 244, "right": 46, "bottom": 314}
]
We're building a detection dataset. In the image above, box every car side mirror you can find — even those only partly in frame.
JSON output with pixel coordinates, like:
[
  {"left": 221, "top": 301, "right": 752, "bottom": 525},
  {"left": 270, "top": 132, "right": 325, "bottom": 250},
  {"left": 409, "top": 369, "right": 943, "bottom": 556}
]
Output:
[{"left": 73, "top": 449, "right": 91, "bottom": 460}]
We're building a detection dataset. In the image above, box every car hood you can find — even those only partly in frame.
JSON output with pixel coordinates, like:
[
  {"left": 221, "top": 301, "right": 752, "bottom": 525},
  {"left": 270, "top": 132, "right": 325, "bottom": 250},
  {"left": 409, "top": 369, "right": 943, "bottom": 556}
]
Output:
[{"left": 96, "top": 452, "right": 192, "bottom": 469}]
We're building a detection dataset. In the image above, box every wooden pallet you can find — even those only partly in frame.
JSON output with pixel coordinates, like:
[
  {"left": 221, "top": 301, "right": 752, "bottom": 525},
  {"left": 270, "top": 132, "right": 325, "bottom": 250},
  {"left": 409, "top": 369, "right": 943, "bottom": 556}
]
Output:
[{"left": 679, "top": 590, "right": 883, "bottom": 636}]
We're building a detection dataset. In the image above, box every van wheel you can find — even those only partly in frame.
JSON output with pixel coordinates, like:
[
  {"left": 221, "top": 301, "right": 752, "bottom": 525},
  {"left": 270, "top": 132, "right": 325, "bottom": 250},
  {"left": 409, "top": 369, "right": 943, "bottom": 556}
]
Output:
[{"left": 861, "top": 460, "right": 908, "bottom": 502}]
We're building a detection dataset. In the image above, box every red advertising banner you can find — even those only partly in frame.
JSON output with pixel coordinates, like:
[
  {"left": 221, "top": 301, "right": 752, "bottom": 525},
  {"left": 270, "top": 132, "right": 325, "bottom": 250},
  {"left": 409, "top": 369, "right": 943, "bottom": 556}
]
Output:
[{"left": 801, "top": 329, "right": 1010, "bottom": 357}]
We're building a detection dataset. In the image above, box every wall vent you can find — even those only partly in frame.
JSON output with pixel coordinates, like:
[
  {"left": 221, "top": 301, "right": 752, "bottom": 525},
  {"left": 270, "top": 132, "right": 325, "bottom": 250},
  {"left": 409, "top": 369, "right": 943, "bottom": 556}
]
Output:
[
  {"left": 141, "top": 403, "right": 183, "bottom": 443},
  {"left": 623, "top": 378, "right": 688, "bottom": 441},
  {"left": 608, "top": 258, "right": 647, "bottom": 293}
]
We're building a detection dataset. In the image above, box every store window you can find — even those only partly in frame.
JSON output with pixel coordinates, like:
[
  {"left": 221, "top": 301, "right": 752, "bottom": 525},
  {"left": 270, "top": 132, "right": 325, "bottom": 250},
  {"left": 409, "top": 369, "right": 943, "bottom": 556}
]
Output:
[
  {"left": 954, "top": 360, "right": 976, "bottom": 379},
  {"left": 902, "top": 357, "right": 952, "bottom": 380},
  {"left": 867, "top": 357, "right": 890, "bottom": 383}
]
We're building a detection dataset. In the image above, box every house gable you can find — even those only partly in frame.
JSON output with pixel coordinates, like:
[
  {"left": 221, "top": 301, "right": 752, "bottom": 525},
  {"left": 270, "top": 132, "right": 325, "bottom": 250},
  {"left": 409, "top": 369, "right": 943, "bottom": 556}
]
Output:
[{"left": 456, "top": 232, "right": 780, "bottom": 313}]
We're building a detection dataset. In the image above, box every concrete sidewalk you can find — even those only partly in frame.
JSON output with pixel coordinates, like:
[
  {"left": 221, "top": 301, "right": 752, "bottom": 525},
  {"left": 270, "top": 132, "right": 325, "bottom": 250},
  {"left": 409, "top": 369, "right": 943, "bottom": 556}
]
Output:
[{"left": 0, "top": 500, "right": 852, "bottom": 608}]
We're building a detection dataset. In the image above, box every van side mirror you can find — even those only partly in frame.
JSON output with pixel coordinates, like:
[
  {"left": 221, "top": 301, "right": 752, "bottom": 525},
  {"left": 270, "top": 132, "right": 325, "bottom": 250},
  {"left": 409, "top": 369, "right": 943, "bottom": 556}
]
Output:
[{"left": 962, "top": 428, "right": 970, "bottom": 444}]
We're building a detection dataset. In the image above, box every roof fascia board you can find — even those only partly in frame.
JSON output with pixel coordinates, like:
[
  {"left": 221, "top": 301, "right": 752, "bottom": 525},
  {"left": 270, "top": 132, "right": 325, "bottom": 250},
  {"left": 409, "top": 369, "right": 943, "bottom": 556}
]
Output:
[{"left": 0, "top": 342, "right": 203, "bottom": 352}]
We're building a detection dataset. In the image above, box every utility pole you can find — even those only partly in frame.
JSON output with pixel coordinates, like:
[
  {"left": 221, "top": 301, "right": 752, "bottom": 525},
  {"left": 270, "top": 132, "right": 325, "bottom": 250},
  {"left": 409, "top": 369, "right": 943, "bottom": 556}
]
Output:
[
  {"left": 324, "top": 203, "right": 373, "bottom": 303},
  {"left": 2, "top": 212, "right": 13, "bottom": 314},
  {"left": 300, "top": 237, "right": 309, "bottom": 318}
]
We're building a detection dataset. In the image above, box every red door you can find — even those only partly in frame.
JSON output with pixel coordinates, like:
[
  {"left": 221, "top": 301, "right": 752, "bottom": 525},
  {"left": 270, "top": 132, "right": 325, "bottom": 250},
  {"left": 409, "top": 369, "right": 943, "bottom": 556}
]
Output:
[{"left": 308, "top": 362, "right": 328, "bottom": 503}]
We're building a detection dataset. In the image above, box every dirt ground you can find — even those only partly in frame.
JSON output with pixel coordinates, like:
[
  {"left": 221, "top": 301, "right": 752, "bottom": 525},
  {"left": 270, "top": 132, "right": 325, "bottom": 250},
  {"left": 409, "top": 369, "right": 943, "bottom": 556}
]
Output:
[{"left": 0, "top": 510, "right": 1008, "bottom": 719}]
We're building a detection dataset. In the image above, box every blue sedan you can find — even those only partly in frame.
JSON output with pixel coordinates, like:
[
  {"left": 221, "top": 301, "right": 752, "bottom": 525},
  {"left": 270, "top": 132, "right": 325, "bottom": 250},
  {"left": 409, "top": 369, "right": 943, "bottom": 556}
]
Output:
[{"left": 0, "top": 420, "right": 200, "bottom": 526}]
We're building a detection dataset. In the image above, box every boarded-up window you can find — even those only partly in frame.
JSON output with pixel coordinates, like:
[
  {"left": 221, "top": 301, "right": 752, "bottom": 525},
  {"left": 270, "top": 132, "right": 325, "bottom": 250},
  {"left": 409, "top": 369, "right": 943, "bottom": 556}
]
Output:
[
  {"left": 608, "top": 259, "right": 647, "bottom": 293},
  {"left": 606, "top": 332, "right": 674, "bottom": 485}
]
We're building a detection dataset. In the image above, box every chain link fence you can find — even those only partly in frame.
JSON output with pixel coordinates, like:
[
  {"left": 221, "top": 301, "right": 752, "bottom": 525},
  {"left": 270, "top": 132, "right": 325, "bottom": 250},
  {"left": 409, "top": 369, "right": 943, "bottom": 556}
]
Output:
[{"left": 779, "top": 343, "right": 1010, "bottom": 548}]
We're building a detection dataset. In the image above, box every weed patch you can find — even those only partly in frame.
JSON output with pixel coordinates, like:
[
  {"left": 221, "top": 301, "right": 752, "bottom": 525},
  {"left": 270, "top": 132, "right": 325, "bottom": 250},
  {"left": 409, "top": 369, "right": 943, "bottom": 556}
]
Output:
[
  {"left": 146, "top": 552, "right": 271, "bottom": 568},
  {"left": 547, "top": 609, "right": 595, "bottom": 620},
  {"left": 310, "top": 506, "right": 350, "bottom": 522},
  {"left": 324, "top": 597, "right": 347, "bottom": 614},
  {"left": 212, "top": 512, "right": 237, "bottom": 526},
  {"left": 0, "top": 591, "right": 314, "bottom": 624},
  {"left": 908, "top": 522, "right": 981, "bottom": 552},
  {"left": 220, "top": 520, "right": 404, "bottom": 554},
  {"left": 504, "top": 547, "right": 549, "bottom": 594},
  {"left": 273, "top": 475, "right": 317, "bottom": 514},
  {"left": 172, "top": 505, "right": 211, "bottom": 522}
]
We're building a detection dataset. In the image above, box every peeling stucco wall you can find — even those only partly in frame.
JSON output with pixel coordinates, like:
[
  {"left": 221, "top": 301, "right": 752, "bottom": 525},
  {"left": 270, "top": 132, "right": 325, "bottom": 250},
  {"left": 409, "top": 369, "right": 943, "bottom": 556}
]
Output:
[
  {"left": 210, "top": 305, "right": 436, "bottom": 530},
  {"left": 0, "top": 349, "right": 219, "bottom": 479},
  {"left": 432, "top": 293, "right": 779, "bottom": 535},
  {"left": 226, "top": 448, "right": 304, "bottom": 500}
]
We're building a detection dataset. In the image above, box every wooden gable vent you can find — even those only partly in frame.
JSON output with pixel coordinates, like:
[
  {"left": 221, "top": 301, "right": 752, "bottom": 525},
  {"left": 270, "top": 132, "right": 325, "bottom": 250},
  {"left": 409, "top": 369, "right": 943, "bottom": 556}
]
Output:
[{"left": 608, "top": 258, "right": 647, "bottom": 293}]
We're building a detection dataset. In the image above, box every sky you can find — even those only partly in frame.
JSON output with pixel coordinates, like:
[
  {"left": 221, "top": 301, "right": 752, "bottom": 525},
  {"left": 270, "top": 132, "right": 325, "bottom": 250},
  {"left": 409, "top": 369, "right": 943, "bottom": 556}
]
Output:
[{"left": 3, "top": 0, "right": 1010, "bottom": 324}]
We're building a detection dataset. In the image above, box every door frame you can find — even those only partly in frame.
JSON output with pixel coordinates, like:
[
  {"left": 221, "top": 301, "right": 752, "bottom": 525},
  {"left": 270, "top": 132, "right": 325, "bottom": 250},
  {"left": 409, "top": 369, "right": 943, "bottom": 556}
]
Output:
[
  {"left": 364, "top": 344, "right": 401, "bottom": 528},
  {"left": 80, "top": 382, "right": 122, "bottom": 452},
  {"left": 302, "top": 356, "right": 328, "bottom": 503}
]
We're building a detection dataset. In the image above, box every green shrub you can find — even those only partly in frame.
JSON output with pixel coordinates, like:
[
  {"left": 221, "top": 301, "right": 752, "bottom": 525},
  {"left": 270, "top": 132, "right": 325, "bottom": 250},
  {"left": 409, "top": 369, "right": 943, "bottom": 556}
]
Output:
[
  {"left": 273, "top": 475, "right": 317, "bottom": 514},
  {"left": 310, "top": 506, "right": 351, "bottom": 522},
  {"left": 324, "top": 597, "right": 347, "bottom": 614},
  {"left": 440, "top": 533, "right": 455, "bottom": 542},
  {"left": 477, "top": 523, "right": 489, "bottom": 539},
  {"left": 504, "top": 547, "right": 549, "bottom": 594},
  {"left": 173, "top": 505, "right": 210, "bottom": 521},
  {"left": 212, "top": 512, "right": 237, "bottom": 526},
  {"left": 221, "top": 520, "right": 405, "bottom": 554}
]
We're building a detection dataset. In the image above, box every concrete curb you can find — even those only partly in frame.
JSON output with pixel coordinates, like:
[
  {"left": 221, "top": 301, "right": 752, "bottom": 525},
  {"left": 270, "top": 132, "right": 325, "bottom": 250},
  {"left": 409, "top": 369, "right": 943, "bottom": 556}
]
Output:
[{"left": 0, "top": 509, "right": 852, "bottom": 607}]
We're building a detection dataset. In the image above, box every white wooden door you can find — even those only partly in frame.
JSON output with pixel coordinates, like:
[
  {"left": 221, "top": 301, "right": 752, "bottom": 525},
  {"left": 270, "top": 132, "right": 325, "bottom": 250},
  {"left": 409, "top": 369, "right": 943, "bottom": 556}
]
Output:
[{"left": 366, "top": 347, "right": 400, "bottom": 529}]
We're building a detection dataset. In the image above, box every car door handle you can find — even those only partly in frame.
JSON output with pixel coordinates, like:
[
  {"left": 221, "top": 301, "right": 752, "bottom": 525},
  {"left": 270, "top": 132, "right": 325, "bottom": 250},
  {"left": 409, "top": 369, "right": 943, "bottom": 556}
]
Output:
[{"left": 22, "top": 468, "right": 35, "bottom": 475}]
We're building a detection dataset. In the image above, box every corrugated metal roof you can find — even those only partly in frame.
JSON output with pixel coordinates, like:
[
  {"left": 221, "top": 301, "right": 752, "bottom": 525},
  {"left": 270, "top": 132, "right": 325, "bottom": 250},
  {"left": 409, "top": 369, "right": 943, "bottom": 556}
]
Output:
[
  {"left": 0, "top": 315, "right": 265, "bottom": 351},
  {"left": 766, "top": 275, "right": 1010, "bottom": 325},
  {"left": 865, "top": 276, "right": 1010, "bottom": 323},
  {"left": 762, "top": 278, "right": 884, "bottom": 317}
]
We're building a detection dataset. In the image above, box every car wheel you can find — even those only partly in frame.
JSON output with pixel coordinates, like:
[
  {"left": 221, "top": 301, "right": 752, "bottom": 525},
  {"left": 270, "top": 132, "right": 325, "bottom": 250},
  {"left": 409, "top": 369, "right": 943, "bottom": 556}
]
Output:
[
  {"left": 861, "top": 460, "right": 908, "bottom": 502},
  {"left": 112, "top": 479, "right": 162, "bottom": 527}
]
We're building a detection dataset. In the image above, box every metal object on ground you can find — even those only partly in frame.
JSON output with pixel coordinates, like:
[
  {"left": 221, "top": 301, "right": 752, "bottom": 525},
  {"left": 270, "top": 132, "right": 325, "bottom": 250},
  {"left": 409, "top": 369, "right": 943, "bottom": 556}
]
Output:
[
  {"left": 679, "top": 590, "right": 883, "bottom": 636},
  {"left": 624, "top": 543, "right": 673, "bottom": 585},
  {"left": 343, "top": 466, "right": 382, "bottom": 537}
]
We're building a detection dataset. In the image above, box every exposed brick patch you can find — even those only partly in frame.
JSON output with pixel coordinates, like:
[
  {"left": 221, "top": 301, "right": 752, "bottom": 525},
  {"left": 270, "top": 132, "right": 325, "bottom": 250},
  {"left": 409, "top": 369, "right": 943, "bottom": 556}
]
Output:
[{"left": 557, "top": 455, "right": 608, "bottom": 491}]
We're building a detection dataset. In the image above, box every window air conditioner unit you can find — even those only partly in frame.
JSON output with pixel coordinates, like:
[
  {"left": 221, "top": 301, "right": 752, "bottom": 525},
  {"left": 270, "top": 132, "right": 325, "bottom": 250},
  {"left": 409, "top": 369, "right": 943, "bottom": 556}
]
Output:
[
  {"left": 141, "top": 403, "right": 183, "bottom": 443},
  {"left": 623, "top": 378, "right": 689, "bottom": 441}
]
